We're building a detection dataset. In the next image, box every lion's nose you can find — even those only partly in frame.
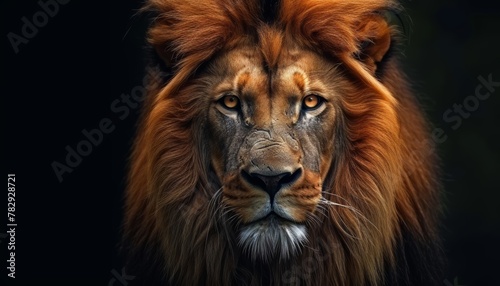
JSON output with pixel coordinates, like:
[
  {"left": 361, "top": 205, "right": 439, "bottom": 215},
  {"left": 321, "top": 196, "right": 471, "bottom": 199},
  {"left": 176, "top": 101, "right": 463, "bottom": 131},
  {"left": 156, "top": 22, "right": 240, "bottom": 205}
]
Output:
[{"left": 241, "top": 168, "right": 302, "bottom": 200}]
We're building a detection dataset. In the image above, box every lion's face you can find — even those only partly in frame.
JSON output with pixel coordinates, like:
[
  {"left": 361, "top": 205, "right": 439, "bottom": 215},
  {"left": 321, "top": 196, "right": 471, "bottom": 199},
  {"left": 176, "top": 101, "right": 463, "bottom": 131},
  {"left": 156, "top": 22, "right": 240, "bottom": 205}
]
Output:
[{"left": 205, "top": 45, "right": 341, "bottom": 260}]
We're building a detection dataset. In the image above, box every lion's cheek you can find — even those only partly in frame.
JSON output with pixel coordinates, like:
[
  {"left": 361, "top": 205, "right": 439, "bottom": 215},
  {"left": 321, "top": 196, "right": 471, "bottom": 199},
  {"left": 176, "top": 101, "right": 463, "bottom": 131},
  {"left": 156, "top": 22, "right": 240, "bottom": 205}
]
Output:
[
  {"left": 319, "top": 152, "right": 334, "bottom": 179},
  {"left": 222, "top": 188, "right": 270, "bottom": 223}
]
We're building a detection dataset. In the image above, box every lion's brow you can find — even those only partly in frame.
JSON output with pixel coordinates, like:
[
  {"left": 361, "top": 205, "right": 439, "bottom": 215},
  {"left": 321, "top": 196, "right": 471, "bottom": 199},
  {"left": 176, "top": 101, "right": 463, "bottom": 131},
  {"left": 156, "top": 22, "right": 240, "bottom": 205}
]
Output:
[
  {"left": 293, "top": 71, "right": 306, "bottom": 93},
  {"left": 236, "top": 71, "right": 251, "bottom": 94}
]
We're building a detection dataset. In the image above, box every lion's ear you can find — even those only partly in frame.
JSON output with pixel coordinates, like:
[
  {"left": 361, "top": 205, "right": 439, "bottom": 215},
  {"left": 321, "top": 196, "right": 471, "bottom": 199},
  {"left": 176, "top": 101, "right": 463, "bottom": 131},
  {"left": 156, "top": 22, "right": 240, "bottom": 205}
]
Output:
[
  {"left": 142, "top": 0, "right": 261, "bottom": 92},
  {"left": 355, "top": 15, "right": 392, "bottom": 74}
]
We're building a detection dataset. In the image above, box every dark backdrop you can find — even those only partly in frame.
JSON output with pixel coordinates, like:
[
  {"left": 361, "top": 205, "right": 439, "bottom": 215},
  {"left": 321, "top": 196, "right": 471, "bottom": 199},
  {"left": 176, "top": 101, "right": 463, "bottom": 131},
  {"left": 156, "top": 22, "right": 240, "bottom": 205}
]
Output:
[{"left": 2, "top": 0, "right": 499, "bottom": 285}]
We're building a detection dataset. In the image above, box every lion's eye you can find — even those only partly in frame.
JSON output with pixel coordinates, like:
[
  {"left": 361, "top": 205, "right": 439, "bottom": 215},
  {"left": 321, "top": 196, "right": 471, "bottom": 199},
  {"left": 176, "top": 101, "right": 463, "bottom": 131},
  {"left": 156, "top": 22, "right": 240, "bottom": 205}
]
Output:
[
  {"left": 219, "top": 95, "right": 240, "bottom": 110},
  {"left": 302, "top": 94, "right": 324, "bottom": 110}
]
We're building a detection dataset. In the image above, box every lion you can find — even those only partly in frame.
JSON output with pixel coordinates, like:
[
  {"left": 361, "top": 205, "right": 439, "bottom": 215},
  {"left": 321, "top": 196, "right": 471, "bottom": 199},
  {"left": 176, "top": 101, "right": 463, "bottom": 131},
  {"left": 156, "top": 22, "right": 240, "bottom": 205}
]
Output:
[{"left": 122, "top": 0, "right": 445, "bottom": 285}]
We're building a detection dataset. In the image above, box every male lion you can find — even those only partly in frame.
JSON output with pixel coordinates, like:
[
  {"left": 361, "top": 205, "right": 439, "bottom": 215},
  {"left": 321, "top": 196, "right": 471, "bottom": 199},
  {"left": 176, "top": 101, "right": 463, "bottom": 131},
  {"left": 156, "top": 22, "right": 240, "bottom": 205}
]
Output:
[{"left": 123, "top": 0, "right": 445, "bottom": 285}]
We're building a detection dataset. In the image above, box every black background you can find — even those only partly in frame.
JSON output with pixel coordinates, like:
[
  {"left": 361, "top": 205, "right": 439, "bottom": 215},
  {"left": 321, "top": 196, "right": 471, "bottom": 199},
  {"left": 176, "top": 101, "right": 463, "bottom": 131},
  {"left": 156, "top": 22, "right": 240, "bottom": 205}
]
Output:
[{"left": 2, "top": 0, "right": 499, "bottom": 285}]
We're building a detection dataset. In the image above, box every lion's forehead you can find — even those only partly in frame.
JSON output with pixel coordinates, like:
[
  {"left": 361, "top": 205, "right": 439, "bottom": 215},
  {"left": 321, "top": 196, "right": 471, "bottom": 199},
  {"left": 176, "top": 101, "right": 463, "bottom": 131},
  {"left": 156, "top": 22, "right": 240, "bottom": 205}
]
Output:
[{"left": 217, "top": 49, "right": 333, "bottom": 113}]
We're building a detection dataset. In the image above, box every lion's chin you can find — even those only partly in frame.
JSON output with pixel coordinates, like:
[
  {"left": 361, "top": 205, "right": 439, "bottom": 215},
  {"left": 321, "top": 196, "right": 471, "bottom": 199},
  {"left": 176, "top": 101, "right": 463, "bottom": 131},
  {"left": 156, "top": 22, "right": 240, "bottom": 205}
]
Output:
[{"left": 238, "top": 214, "right": 307, "bottom": 262}]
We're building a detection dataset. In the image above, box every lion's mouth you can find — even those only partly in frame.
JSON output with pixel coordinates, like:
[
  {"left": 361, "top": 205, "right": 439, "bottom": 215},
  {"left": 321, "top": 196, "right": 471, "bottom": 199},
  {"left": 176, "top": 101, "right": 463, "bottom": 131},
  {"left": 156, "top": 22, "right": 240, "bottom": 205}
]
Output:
[{"left": 247, "top": 211, "right": 297, "bottom": 225}]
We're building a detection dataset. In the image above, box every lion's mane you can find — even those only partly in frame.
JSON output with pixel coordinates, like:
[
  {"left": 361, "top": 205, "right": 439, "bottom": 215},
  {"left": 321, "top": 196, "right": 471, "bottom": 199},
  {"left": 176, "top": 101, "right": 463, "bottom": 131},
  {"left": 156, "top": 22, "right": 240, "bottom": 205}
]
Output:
[{"left": 123, "top": 0, "right": 445, "bottom": 285}]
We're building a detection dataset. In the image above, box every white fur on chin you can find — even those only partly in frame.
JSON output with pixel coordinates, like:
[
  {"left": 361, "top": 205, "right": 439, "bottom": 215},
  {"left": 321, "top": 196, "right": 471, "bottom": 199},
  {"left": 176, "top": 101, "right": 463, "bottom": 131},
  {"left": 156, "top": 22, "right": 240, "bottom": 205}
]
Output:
[{"left": 238, "top": 216, "right": 308, "bottom": 262}]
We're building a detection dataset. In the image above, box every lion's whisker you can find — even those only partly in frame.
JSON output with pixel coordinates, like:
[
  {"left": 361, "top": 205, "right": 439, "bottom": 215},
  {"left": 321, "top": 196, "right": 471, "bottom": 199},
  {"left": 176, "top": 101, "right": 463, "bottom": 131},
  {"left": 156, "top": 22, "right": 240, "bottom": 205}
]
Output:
[{"left": 318, "top": 197, "right": 380, "bottom": 237}]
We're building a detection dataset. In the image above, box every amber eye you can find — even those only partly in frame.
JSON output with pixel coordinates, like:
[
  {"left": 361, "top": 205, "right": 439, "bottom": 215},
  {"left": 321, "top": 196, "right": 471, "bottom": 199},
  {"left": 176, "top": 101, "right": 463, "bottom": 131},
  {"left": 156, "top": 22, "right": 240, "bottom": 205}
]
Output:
[
  {"left": 302, "top": 94, "right": 323, "bottom": 110},
  {"left": 219, "top": 95, "right": 240, "bottom": 110}
]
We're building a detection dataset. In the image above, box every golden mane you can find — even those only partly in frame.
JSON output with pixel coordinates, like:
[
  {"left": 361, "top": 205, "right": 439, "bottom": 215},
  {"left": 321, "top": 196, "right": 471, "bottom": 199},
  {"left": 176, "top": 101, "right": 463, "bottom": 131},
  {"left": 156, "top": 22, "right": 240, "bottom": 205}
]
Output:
[{"left": 123, "top": 0, "right": 444, "bottom": 285}]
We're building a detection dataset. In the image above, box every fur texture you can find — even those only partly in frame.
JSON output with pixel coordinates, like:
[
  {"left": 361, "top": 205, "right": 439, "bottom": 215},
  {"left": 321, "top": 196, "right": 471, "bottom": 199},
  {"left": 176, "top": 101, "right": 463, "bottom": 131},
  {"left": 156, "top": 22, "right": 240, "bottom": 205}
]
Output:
[{"left": 123, "top": 1, "right": 445, "bottom": 285}]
